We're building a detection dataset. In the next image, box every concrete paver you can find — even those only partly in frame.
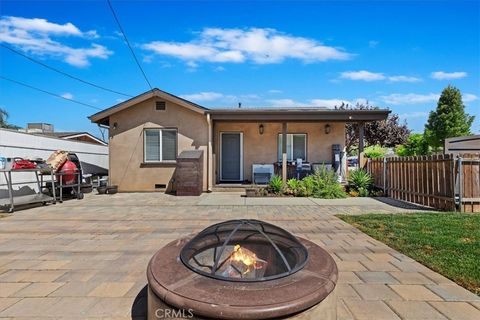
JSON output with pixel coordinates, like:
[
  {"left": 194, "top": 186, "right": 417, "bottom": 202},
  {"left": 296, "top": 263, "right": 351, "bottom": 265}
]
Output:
[{"left": 0, "top": 192, "right": 477, "bottom": 320}]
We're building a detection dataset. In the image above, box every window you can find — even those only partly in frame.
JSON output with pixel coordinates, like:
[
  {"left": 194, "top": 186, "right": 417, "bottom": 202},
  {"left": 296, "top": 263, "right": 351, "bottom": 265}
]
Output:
[
  {"left": 144, "top": 129, "right": 177, "bottom": 162},
  {"left": 155, "top": 101, "right": 166, "bottom": 110},
  {"left": 277, "top": 134, "right": 307, "bottom": 161}
]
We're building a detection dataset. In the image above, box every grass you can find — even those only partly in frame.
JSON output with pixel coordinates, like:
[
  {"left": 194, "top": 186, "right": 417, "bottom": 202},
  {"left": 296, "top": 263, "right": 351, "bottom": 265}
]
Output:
[{"left": 337, "top": 212, "right": 480, "bottom": 295}]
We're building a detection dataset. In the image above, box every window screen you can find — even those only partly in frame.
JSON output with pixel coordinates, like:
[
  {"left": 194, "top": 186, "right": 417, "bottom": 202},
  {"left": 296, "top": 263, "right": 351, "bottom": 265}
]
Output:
[
  {"left": 278, "top": 134, "right": 307, "bottom": 161},
  {"left": 144, "top": 129, "right": 177, "bottom": 162}
]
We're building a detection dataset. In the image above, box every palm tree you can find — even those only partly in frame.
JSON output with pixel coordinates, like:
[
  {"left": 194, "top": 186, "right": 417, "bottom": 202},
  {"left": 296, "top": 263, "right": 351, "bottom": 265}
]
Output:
[{"left": 0, "top": 108, "right": 20, "bottom": 129}]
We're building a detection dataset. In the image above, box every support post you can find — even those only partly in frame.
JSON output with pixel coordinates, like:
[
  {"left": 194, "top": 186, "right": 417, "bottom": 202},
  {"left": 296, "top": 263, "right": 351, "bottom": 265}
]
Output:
[
  {"left": 207, "top": 114, "right": 213, "bottom": 192},
  {"left": 282, "top": 122, "right": 287, "bottom": 182},
  {"left": 358, "top": 122, "right": 365, "bottom": 168}
]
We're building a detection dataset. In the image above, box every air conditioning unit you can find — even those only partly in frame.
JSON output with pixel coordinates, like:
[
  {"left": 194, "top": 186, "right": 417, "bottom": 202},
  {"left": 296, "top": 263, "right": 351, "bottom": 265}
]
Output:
[{"left": 252, "top": 164, "right": 274, "bottom": 184}]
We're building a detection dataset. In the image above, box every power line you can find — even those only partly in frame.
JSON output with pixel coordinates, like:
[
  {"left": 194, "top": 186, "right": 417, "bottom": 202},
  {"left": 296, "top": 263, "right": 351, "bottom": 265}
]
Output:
[
  {"left": 0, "top": 76, "right": 102, "bottom": 111},
  {"left": 106, "top": 0, "right": 153, "bottom": 91},
  {"left": 0, "top": 43, "right": 134, "bottom": 98}
]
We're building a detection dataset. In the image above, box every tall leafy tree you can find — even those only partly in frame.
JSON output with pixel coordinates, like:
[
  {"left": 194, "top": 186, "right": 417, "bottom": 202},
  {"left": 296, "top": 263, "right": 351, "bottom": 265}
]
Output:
[
  {"left": 0, "top": 108, "right": 20, "bottom": 129},
  {"left": 337, "top": 102, "right": 410, "bottom": 154},
  {"left": 424, "top": 85, "right": 474, "bottom": 151}
]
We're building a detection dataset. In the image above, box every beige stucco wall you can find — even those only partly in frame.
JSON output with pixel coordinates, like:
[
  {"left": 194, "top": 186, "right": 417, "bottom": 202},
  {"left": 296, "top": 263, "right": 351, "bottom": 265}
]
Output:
[
  {"left": 108, "top": 97, "right": 208, "bottom": 192},
  {"left": 214, "top": 122, "right": 345, "bottom": 182}
]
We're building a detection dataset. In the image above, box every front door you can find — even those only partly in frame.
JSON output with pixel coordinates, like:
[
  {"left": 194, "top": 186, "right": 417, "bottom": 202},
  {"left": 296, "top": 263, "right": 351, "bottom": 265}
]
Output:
[{"left": 220, "top": 132, "right": 243, "bottom": 181}]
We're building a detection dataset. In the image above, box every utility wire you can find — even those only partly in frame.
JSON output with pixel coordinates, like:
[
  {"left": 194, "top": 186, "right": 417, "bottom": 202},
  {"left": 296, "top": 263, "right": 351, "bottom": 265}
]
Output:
[
  {"left": 0, "top": 44, "right": 134, "bottom": 98},
  {"left": 106, "top": 0, "right": 153, "bottom": 91},
  {"left": 0, "top": 76, "right": 102, "bottom": 111}
]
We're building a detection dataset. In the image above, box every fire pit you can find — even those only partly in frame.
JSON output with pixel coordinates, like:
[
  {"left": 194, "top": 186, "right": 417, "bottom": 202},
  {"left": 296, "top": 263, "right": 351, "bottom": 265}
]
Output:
[{"left": 147, "top": 220, "right": 338, "bottom": 319}]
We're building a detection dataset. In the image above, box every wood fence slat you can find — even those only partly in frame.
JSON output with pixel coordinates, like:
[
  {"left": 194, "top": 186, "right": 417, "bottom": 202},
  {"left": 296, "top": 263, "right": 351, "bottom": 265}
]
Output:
[{"left": 365, "top": 153, "right": 480, "bottom": 212}]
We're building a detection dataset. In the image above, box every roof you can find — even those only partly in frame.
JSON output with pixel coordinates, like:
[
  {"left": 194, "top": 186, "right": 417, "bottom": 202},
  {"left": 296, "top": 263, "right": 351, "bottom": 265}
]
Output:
[
  {"left": 206, "top": 108, "right": 390, "bottom": 122},
  {"left": 89, "top": 88, "right": 208, "bottom": 125},
  {"left": 41, "top": 131, "right": 107, "bottom": 145},
  {"left": 89, "top": 88, "right": 390, "bottom": 125}
]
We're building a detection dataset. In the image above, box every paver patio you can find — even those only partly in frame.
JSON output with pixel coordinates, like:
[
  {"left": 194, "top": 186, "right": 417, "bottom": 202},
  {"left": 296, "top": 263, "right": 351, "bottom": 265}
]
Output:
[{"left": 0, "top": 192, "right": 478, "bottom": 320}]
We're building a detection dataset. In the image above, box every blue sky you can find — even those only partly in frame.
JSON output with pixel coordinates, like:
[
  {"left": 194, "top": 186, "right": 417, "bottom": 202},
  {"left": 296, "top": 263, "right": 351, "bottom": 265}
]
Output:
[{"left": 1, "top": 0, "right": 479, "bottom": 138}]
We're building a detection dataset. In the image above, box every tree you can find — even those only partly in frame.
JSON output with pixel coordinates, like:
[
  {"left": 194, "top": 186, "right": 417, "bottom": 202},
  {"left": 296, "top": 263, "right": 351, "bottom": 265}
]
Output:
[
  {"left": 337, "top": 102, "right": 411, "bottom": 154},
  {"left": 424, "top": 85, "right": 474, "bottom": 152},
  {"left": 0, "top": 108, "right": 20, "bottom": 129},
  {"left": 396, "top": 133, "right": 430, "bottom": 156}
]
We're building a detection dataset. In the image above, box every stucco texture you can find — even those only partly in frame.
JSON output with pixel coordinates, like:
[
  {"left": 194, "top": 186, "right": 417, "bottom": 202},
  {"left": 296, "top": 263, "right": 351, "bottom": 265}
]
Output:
[
  {"left": 214, "top": 122, "right": 345, "bottom": 182},
  {"left": 108, "top": 97, "right": 208, "bottom": 192}
]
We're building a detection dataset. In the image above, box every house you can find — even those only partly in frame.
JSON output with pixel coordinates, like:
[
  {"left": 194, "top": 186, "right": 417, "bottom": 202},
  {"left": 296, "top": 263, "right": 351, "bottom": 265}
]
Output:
[
  {"left": 444, "top": 134, "right": 480, "bottom": 156},
  {"left": 89, "top": 88, "right": 389, "bottom": 193},
  {"left": 21, "top": 123, "right": 107, "bottom": 146}
]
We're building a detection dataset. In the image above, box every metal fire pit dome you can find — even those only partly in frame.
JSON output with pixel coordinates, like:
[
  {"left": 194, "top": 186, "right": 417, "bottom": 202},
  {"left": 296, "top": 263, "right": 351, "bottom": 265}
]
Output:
[{"left": 180, "top": 219, "right": 309, "bottom": 282}]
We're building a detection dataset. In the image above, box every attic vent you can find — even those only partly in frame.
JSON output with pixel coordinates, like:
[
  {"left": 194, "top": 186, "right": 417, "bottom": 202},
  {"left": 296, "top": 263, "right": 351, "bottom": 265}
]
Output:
[
  {"left": 155, "top": 184, "right": 167, "bottom": 189},
  {"left": 156, "top": 101, "right": 166, "bottom": 110}
]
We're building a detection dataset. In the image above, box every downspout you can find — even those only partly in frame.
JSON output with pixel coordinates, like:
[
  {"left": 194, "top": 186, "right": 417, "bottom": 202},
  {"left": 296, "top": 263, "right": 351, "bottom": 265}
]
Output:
[{"left": 207, "top": 113, "right": 213, "bottom": 192}]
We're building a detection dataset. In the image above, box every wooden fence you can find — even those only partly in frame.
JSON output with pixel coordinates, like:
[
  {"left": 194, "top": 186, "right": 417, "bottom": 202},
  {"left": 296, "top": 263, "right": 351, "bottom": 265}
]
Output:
[{"left": 367, "top": 154, "right": 480, "bottom": 212}]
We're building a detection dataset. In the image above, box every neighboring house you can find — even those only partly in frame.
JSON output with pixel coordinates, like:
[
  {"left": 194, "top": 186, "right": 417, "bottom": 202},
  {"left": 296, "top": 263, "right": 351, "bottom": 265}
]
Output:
[
  {"left": 48, "top": 132, "right": 107, "bottom": 146},
  {"left": 445, "top": 134, "right": 480, "bottom": 155},
  {"left": 21, "top": 123, "right": 107, "bottom": 146},
  {"left": 89, "top": 88, "right": 389, "bottom": 193}
]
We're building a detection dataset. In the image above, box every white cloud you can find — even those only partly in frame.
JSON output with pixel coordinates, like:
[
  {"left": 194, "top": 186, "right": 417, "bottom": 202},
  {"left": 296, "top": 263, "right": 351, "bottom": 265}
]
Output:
[
  {"left": 0, "top": 16, "right": 111, "bottom": 67},
  {"left": 368, "top": 40, "right": 379, "bottom": 48},
  {"left": 214, "top": 66, "right": 225, "bottom": 72},
  {"left": 431, "top": 71, "right": 467, "bottom": 80},
  {"left": 399, "top": 111, "right": 429, "bottom": 119},
  {"left": 142, "top": 27, "right": 352, "bottom": 66},
  {"left": 380, "top": 93, "right": 439, "bottom": 105},
  {"left": 340, "top": 70, "right": 386, "bottom": 81},
  {"left": 181, "top": 92, "right": 225, "bottom": 102},
  {"left": 340, "top": 70, "right": 421, "bottom": 82},
  {"left": 266, "top": 98, "right": 369, "bottom": 109},
  {"left": 61, "top": 92, "right": 73, "bottom": 99},
  {"left": 464, "top": 93, "right": 478, "bottom": 103},
  {"left": 388, "top": 75, "right": 422, "bottom": 82},
  {"left": 380, "top": 92, "right": 479, "bottom": 105},
  {"left": 268, "top": 89, "right": 282, "bottom": 94}
]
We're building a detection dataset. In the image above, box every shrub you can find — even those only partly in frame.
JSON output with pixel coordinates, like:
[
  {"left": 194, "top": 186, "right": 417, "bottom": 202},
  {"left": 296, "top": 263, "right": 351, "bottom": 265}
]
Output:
[
  {"left": 358, "top": 187, "right": 370, "bottom": 197},
  {"left": 396, "top": 133, "right": 431, "bottom": 156},
  {"left": 268, "top": 175, "right": 284, "bottom": 194},
  {"left": 364, "top": 145, "right": 387, "bottom": 158},
  {"left": 286, "top": 178, "right": 301, "bottom": 196},
  {"left": 298, "top": 176, "right": 315, "bottom": 197},
  {"left": 348, "top": 169, "right": 373, "bottom": 191},
  {"left": 310, "top": 166, "right": 346, "bottom": 199}
]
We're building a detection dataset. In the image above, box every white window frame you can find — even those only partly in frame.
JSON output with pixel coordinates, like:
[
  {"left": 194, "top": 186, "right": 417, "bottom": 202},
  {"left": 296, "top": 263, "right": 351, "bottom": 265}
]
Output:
[
  {"left": 278, "top": 133, "right": 307, "bottom": 162},
  {"left": 144, "top": 128, "right": 177, "bottom": 163}
]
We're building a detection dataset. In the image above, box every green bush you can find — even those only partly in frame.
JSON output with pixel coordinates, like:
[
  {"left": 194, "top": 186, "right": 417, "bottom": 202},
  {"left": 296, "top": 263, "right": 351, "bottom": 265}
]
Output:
[
  {"left": 358, "top": 187, "right": 370, "bottom": 197},
  {"left": 348, "top": 169, "right": 373, "bottom": 192},
  {"left": 298, "top": 176, "right": 315, "bottom": 197},
  {"left": 268, "top": 175, "right": 284, "bottom": 194},
  {"left": 310, "top": 166, "right": 346, "bottom": 199},
  {"left": 364, "top": 145, "right": 387, "bottom": 158},
  {"left": 396, "top": 133, "right": 431, "bottom": 156},
  {"left": 286, "top": 178, "right": 301, "bottom": 196}
]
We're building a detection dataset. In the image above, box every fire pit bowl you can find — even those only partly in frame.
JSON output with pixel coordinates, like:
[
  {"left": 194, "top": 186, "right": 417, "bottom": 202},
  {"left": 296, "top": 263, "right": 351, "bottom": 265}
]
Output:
[{"left": 147, "top": 220, "right": 338, "bottom": 319}]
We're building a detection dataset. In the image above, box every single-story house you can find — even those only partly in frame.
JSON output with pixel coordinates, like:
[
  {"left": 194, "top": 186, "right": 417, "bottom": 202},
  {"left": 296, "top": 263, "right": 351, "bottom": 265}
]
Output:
[{"left": 89, "top": 88, "right": 389, "bottom": 192}]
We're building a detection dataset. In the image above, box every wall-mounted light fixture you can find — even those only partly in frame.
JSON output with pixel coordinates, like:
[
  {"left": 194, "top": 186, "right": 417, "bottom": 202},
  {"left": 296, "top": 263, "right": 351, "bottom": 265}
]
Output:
[
  {"left": 259, "top": 124, "right": 265, "bottom": 135},
  {"left": 324, "top": 124, "right": 331, "bottom": 134},
  {"left": 113, "top": 122, "right": 118, "bottom": 130}
]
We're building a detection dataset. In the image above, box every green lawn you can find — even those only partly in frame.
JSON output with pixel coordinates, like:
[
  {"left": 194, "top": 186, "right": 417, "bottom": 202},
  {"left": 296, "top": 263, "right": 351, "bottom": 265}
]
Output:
[{"left": 337, "top": 213, "right": 480, "bottom": 295}]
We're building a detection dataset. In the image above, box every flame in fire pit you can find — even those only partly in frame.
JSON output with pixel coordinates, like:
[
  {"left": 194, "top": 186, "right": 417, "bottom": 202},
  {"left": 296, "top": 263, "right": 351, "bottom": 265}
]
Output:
[
  {"left": 220, "top": 244, "right": 268, "bottom": 279},
  {"left": 231, "top": 245, "right": 262, "bottom": 274}
]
